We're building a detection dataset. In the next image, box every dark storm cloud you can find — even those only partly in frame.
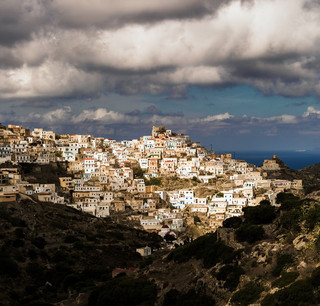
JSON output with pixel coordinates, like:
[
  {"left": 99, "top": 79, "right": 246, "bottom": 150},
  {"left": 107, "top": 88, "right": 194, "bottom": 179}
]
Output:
[
  {"left": 21, "top": 100, "right": 55, "bottom": 108},
  {"left": 0, "top": 0, "right": 320, "bottom": 100},
  {"left": 48, "top": 0, "right": 230, "bottom": 29},
  {"left": 128, "top": 105, "right": 184, "bottom": 117},
  {"left": 0, "top": 0, "right": 47, "bottom": 46}
]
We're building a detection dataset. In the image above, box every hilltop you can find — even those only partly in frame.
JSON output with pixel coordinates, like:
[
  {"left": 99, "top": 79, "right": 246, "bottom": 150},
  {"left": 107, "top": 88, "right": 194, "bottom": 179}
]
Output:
[{"left": 262, "top": 156, "right": 320, "bottom": 194}]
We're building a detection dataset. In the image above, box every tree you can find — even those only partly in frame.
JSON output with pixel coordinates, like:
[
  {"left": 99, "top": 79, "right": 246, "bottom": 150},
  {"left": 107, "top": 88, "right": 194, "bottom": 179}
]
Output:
[
  {"left": 223, "top": 217, "right": 242, "bottom": 229},
  {"left": 235, "top": 224, "right": 265, "bottom": 243},
  {"left": 242, "top": 203, "right": 276, "bottom": 225},
  {"left": 132, "top": 166, "right": 145, "bottom": 179}
]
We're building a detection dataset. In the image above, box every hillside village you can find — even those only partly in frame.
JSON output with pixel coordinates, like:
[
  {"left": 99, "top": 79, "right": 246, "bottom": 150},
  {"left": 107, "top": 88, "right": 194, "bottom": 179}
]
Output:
[{"left": 0, "top": 124, "right": 303, "bottom": 240}]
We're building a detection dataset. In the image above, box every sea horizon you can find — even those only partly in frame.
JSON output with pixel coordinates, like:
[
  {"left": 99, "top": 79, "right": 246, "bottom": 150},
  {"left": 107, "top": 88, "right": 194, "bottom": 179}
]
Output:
[{"left": 216, "top": 150, "right": 320, "bottom": 170}]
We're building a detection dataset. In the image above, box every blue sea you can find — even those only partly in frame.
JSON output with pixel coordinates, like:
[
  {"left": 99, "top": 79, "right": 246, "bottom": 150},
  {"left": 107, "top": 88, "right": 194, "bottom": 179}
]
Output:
[{"left": 221, "top": 151, "right": 320, "bottom": 170}]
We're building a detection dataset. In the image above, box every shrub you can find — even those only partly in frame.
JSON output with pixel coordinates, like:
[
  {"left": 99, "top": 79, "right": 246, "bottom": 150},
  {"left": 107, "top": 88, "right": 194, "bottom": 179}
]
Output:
[
  {"left": 88, "top": 276, "right": 157, "bottom": 306},
  {"left": 12, "top": 239, "right": 24, "bottom": 248},
  {"left": 145, "top": 177, "right": 162, "bottom": 186},
  {"left": 0, "top": 209, "right": 27, "bottom": 227},
  {"left": 223, "top": 217, "right": 242, "bottom": 229},
  {"left": 132, "top": 166, "right": 145, "bottom": 179},
  {"left": 62, "top": 274, "right": 81, "bottom": 290},
  {"left": 276, "top": 193, "right": 301, "bottom": 211},
  {"left": 271, "top": 271, "right": 299, "bottom": 288},
  {"left": 163, "top": 289, "right": 215, "bottom": 306},
  {"left": 168, "top": 233, "right": 240, "bottom": 268},
  {"left": 305, "top": 205, "right": 320, "bottom": 231},
  {"left": 262, "top": 279, "right": 317, "bottom": 306},
  {"left": 216, "top": 265, "right": 244, "bottom": 290},
  {"left": 108, "top": 231, "right": 124, "bottom": 240},
  {"left": 272, "top": 253, "right": 295, "bottom": 277},
  {"left": 311, "top": 266, "right": 320, "bottom": 288},
  {"left": 231, "top": 281, "right": 263, "bottom": 305},
  {"left": 194, "top": 216, "right": 201, "bottom": 224},
  {"left": 259, "top": 199, "right": 271, "bottom": 205},
  {"left": 0, "top": 257, "right": 19, "bottom": 277},
  {"left": 279, "top": 210, "right": 301, "bottom": 233},
  {"left": 192, "top": 176, "right": 201, "bottom": 183},
  {"left": 64, "top": 235, "right": 80, "bottom": 244},
  {"left": 235, "top": 224, "right": 265, "bottom": 243},
  {"left": 276, "top": 192, "right": 298, "bottom": 205},
  {"left": 28, "top": 249, "right": 38, "bottom": 260},
  {"left": 242, "top": 204, "right": 276, "bottom": 225},
  {"left": 14, "top": 228, "right": 25, "bottom": 238},
  {"left": 31, "top": 237, "right": 47, "bottom": 249},
  {"left": 26, "top": 263, "right": 45, "bottom": 279}
]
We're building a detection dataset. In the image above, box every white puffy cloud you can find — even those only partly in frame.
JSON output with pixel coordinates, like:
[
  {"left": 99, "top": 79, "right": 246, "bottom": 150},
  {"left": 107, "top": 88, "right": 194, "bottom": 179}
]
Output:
[
  {"left": 258, "top": 114, "right": 298, "bottom": 124},
  {"left": 10, "top": 105, "right": 319, "bottom": 132},
  {"left": 303, "top": 106, "right": 320, "bottom": 117},
  {"left": 72, "top": 108, "right": 138, "bottom": 124}
]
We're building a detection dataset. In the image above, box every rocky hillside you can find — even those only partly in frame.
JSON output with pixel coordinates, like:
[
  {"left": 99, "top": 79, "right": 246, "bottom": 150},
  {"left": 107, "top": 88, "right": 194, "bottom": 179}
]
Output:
[
  {"left": 0, "top": 199, "right": 162, "bottom": 305},
  {"left": 264, "top": 158, "right": 320, "bottom": 194},
  {"left": 140, "top": 193, "right": 320, "bottom": 305},
  {"left": 1, "top": 192, "right": 320, "bottom": 305}
]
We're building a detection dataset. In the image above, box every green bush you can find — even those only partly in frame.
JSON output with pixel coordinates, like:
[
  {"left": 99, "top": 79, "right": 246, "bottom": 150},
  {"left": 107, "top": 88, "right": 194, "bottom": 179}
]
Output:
[
  {"left": 192, "top": 176, "right": 201, "bottom": 183},
  {"left": 0, "top": 257, "right": 19, "bottom": 277},
  {"left": 62, "top": 274, "right": 81, "bottom": 290},
  {"left": 132, "top": 166, "right": 145, "bottom": 179},
  {"left": 223, "top": 217, "right": 242, "bottom": 229},
  {"left": 262, "top": 279, "right": 317, "bottom": 306},
  {"left": 216, "top": 265, "right": 244, "bottom": 290},
  {"left": 145, "top": 177, "right": 162, "bottom": 186},
  {"left": 231, "top": 281, "right": 263, "bottom": 305},
  {"left": 108, "top": 231, "right": 124, "bottom": 240},
  {"left": 235, "top": 224, "right": 265, "bottom": 243},
  {"left": 46, "top": 262, "right": 73, "bottom": 288},
  {"left": 0, "top": 209, "right": 27, "bottom": 227},
  {"left": 12, "top": 239, "right": 24, "bottom": 248},
  {"left": 88, "top": 276, "right": 157, "bottom": 306},
  {"left": 14, "top": 228, "right": 25, "bottom": 238},
  {"left": 276, "top": 192, "right": 298, "bottom": 205},
  {"left": 168, "top": 233, "right": 240, "bottom": 268},
  {"left": 305, "top": 205, "right": 320, "bottom": 231},
  {"left": 272, "top": 253, "right": 295, "bottom": 277},
  {"left": 242, "top": 204, "right": 276, "bottom": 225},
  {"left": 163, "top": 289, "right": 215, "bottom": 306},
  {"left": 194, "top": 216, "right": 201, "bottom": 224},
  {"left": 276, "top": 193, "right": 301, "bottom": 211},
  {"left": 31, "top": 237, "right": 47, "bottom": 249},
  {"left": 279, "top": 209, "right": 301, "bottom": 233},
  {"left": 26, "top": 263, "right": 45, "bottom": 278},
  {"left": 311, "top": 266, "right": 320, "bottom": 288},
  {"left": 271, "top": 271, "right": 299, "bottom": 288},
  {"left": 64, "top": 235, "right": 80, "bottom": 244}
]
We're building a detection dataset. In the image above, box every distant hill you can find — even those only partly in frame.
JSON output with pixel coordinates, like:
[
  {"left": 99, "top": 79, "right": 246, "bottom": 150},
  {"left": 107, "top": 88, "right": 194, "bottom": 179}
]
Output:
[{"left": 263, "top": 158, "right": 320, "bottom": 194}]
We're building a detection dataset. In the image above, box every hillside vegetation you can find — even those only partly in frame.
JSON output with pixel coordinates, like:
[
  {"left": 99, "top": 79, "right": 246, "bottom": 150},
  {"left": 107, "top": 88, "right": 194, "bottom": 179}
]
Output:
[
  {"left": 141, "top": 192, "right": 320, "bottom": 305},
  {"left": 1, "top": 191, "right": 320, "bottom": 305},
  {"left": 0, "top": 199, "right": 161, "bottom": 305}
]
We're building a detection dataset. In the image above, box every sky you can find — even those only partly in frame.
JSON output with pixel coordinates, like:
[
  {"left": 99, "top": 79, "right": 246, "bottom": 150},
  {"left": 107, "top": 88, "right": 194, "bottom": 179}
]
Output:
[{"left": 1, "top": 0, "right": 320, "bottom": 152}]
